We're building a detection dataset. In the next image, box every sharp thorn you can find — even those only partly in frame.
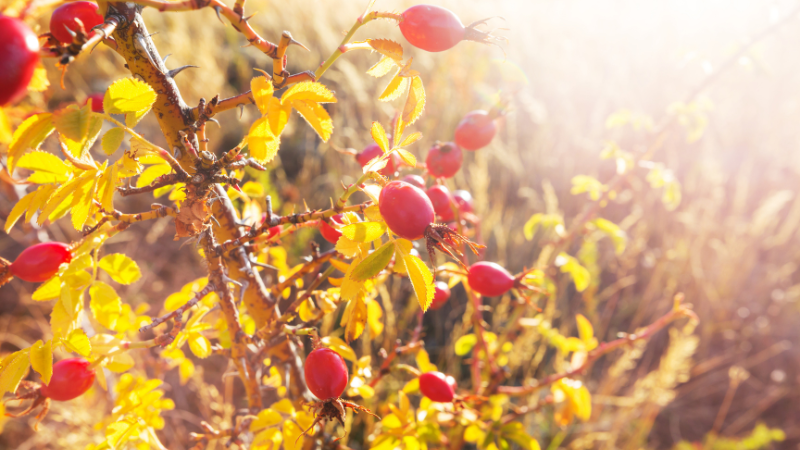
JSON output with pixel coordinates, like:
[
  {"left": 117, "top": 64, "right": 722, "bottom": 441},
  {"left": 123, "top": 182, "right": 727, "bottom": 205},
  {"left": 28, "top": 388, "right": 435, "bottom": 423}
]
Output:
[
  {"left": 64, "top": 24, "right": 77, "bottom": 37},
  {"left": 135, "top": 35, "right": 159, "bottom": 68},
  {"left": 238, "top": 104, "right": 245, "bottom": 119},
  {"left": 162, "top": 53, "right": 172, "bottom": 63},
  {"left": 242, "top": 13, "right": 257, "bottom": 22},
  {"left": 289, "top": 38, "right": 310, "bottom": 52},
  {"left": 149, "top": 32, "right": 159, "bottom": 37},
  {"left": 213, "top": 6, "right": 225, "bottom": 24},
  {"left": 167, "top": 65, "right": 199, "bottom": 78},
  {"left": 251, "top": 261, "right": 280, "bottom": 271},
  {"left": 207, "top": 118, "right": 221, "bottom": 127}
]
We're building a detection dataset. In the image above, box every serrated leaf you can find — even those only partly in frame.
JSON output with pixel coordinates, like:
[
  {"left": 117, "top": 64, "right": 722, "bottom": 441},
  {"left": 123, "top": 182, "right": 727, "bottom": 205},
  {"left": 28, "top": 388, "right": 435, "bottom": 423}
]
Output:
[
  {"left": 16, "top": 150, "right": 71, "bottom": 183},
  {"left": 247, "top": 116, "right": 280, "bottom": 164},
  {"left": 399, "top": 132, "right": 422, "bottom": 148},
  {"left": 64, "top": 329, "right": 91, "bottom": 356},
  {"left": 371, "top": 122, "right": 389, "bottom": 153},
  {"left": 125, "top": 108, "right": 148, "bottom": 128},
  {"left": 99, "top": 253, "right": 142, "bottom": 285},
  {"left": 292, "top": 100, "right": 333, "bottom": 142},
  {"left": 368, "top": 38, "right": 404, "bottom": 61},
  {"left": 102, "top": 127, "right": 125, "bottom": 155},
  {"left": 397, "top": 149, "right": 416, "bottom": 167},
  {"left": 90, "top": 281, "right": 122, "bottom": 331},
  {"left": 342, "top": 221, "right": 386, "bottom": 242},
  {"left": 96, "top": 164, "right": 117, "bottom": 211},
  {"left": 32, "top": 277, "right": 62, "bottom": 301},
  {"left": 53, "top": 104, "right": 91, "bottom": 141},
  {"left": 267, "top": 97, "right": 291, "bottom": 135},
  {"left": 341, "top": 255, "right": 366, "bottom": 301},
  {"left": 51, "top": 287, "right": 83, "bottom": 339},
  {"left": 25, "top": 184, "right": 56, "bottom": 224},
  {"left": 8, "top": 113, "right": 55, "bottom": 174},
  {"left": 367, "top": 56, "right": 396, "bottom": 77},
  {"left": 281, "top": 81, "right": 337, "bottom": 105},
  {"left": 0, "top": 351, "right": 30, "bottom": 396},
  {"left": 60, "top": 113, "right": 103, "bottom": 161},
  {"left": 402, "top": 76, "right": 425, "bottom": 125},
  {"left": 251, "top": 76, "right": 274, "bottom": 115},
  {"left": 401, "top": 251, "right": 434, "bottom": 311},
  {"left": 351, "top": 240, "right": 394, "bottom": 281},
  {"left": 37, "top": 169, "right": 97, "bottom": 226},
  {"left": 344, "top": 295, "right": 368, "bottom": 342},
  {"left": 379, "top": 73, "right": 409, "bottom": 102},
  {"left": 29, "top": 340, "right": 53, "bottom": 385},
  {"left": 70, "top": 172, "right": 98, "bottom": 230},
  {"left": 320, "top": 336, "right": 357, "bottom": 362},
  {"left": 104, "top": 77, "right": 157, "bottom": 114},
  {"left": 335, "top": 236, "right": 364, "bottom": 258},
  {"left": 4, "top": 190, "right": 35, "bottom": 233}
]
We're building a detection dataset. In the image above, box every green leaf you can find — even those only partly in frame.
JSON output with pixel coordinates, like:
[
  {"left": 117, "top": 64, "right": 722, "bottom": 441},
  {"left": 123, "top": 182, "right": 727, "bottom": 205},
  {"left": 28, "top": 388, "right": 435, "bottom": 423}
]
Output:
[
  {"left": 98, "top": 253, "right": 142, "bottom": 285},
  {"left": 350, "top": 240, "right": 394, "bottom": 281},
  {"left": 0, "top": 350, "right": 30, "bottom": 396},
  {"left": 455, "top": 334, "right": 478, "bottom": 356},
  {"left": 104, "top": 77, "right": 157, "bottom": 114},
  {"left": 342, "top": 221, "right": 386, "bottom": 243},
  {"left": 29, "top": 340, "right": 53, "bottom": 385},
  {"left": 63, "top": 328, "right": 92, "bottom": 357},
  {"left": 102, "top": 127, "right": 125, "bottom": 155},
  {"left": 8, "top": 113, "right": 55, "bottom": 174}
]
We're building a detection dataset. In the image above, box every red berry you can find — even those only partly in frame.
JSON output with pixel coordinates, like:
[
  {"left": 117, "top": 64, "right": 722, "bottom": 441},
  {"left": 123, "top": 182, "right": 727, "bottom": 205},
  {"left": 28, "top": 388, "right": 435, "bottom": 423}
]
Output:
[
  {"left": 419, "top": 371, "right": 456, "bottom": 402},
  {"left": 429, "top": 281, "right": 451, "bottom": 310},
  {"left": 426, "top": 185, "right": 455, "bottom": 222},
  {"left": 304, "top": 347, "right": 348, "bottom": 400},
  {"left": 10, "top": 242, "right": 72, "bottom": 282},
  {"left": 320, "top": 214, "right": 344, "bottom": 244},
  {"left": 452, "top": 190, "right": 474, "bottom": 213},
  {"left": 467, "top": 262, "right": 515, "bottom": 297},
  {"left": 399, "top": 5, "right": 465, "bottom": 53},
  {"left": 40, "top": 358, "right": 95, "bottom": 401},
  {"left": 454, "top": 110, "right": 497, "bottom": 151},
  {"left": 356, "top": 143, "right": 398, "bottom": 177},
  {"left": 50, "top": 1, "right": 104, "bottom": 45},
  {"left": 379, "top": 181, "right": 435, "bottom": 241},
  {"left": 426, "top": 142, "right": 462, "bottom": 179},
  {"left": 0, "top": 15, "right": 39, "bottom": 107},
  {"left": 85, "top": 93, "right": 104, "bottom": 113},
  {"left": 402, "top": 174, "right": 426, "bottom": 190}
]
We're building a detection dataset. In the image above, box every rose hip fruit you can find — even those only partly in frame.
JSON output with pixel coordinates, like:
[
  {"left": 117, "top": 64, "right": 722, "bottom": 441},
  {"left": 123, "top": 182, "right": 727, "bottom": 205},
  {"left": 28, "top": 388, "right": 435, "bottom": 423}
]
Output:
[
  {"left": 454, "top": 110, "right": 497, "bottom": 151},
  {"left": 467, "top": 261, "right": 515, "bottom": 297},
  {"left": 50, "top": 1, "right": 104, "bottom": 44},
  {"left": 452, "top": 190, "right": 474, "bottom": 213},
  {"left": 402, "top": 174, "right": 426, "bottom": 190},
  {"left": 85, "top": 93, "right": 104, "bottom": 113},
  {"left": 0, "top": 15, "right": 40, "bottom": 106},
  {"left": 419, "top": 371, "right": 456, "bottom": 402},
  {"left": 429, "top": 281, "right": 451, "bottom": 310},
  {"left": 399, "top": 5, "right": 465, "bottom": 53},
  {"left": 41, "top": 358, "right": 96, "bottom": 401},
  {"left": 9, "top": 242, "right": 72, "bottom": 282},
  {"left": 304, "top": 347, "right": 349, "bottom": 400},
  {"left": 426, "top": 142, "right": 462, "bottom": 179},
  {"left": 320, "top": 214, "right": 345, "bottom": 244},
  {"left": 356, "top": 143, "right": 398, "bottom": 177},
  {"left": 379, "top": 181, "right": 435, "bottom": 241},
  {"left": 426, "top": 185, "right": 455, "bottom": 222}
]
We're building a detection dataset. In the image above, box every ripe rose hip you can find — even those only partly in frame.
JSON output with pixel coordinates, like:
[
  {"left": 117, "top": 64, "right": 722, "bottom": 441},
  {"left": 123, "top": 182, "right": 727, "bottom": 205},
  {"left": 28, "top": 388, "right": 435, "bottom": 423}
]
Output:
[
  {"left": 426, "top": 185, "right": 455, "bottom": 222},
  {"left": 0, "top": 15, "right": 40, "bottom": 106},
  {"left": 379, "top": 181, "right": 435, "bottom": 241},
  {"left": 356, "top": 143, "right": 398, "bottom": 177},
  {"left": 399, "top": 5, "right": 465, "bottom": 53},
  {"left": 454, "top": 110, "right": 497, "bottom": 151},
  {"left": 40, "top": 358, "right": 96, "bottom": 401},
  {"left": 467, "top": 261, "right": 515, "bottom": 297},
  {"left": 320, "top": 214, "right": 345, "bottom": 244},
  {"left": 419, "top": 371, "right": 456, "bottom": 402},
  {"left": 50, "top": 1, "right": 104, "bottom": 44},
  {"left": 426, "top": 142, "right": 462, "bottom": 179},
  {"left": 10, "top": 242, "right": 72, "bottom": 282},
  {"left": 85, "top": 93, "right": 104, "bottom": 113},
  {"left": 402, "top": 174, "right": 426, "bottom": 190},
  {"left": 429, "top": 281, "right": 451, "bottom": 310},
  {"left": 452, "top": 190, "right": 474, "bottom": 213},
  {"left": 304, "top": 347, "right": 349, "bottom": 400}
]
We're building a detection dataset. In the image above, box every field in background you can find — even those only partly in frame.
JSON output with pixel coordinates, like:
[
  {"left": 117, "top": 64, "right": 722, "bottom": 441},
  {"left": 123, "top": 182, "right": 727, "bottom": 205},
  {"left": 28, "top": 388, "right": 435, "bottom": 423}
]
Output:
[{"left": 1, "top": 0, "right": 799, "bottom": 448}]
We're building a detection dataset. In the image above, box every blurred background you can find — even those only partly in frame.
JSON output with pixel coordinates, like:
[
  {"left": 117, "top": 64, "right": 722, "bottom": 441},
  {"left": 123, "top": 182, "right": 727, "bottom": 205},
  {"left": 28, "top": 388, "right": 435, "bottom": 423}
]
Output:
[{"left": 2, "top": 0, "right": 800, "bottom": 448}]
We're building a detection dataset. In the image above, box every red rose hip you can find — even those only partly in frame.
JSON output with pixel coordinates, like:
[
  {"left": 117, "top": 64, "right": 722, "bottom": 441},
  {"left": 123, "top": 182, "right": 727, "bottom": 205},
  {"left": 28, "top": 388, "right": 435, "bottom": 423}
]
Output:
[
  {"left": 429, "top": 281, "right": 451, "bottom": 310},
  {"left": 379, "top": 181, "right": 435, "bottom": 241},
  {"left": 41, "top": 358, "right": 96, "bottom": 401},
  {"left": 401, "top": 174, "right": 426, "bottom": 190},
  {"left": 467, "top": 261, "right": 515, "bottom": 297},
  {"left": 426, "top": 185, "right": 455, "bottom": 222},
  {"left": 454, "top": 110, "right": 497, "bottom": 151},
  {"left": 426, "top": 142, "right": 462, "bottom": 179},
  {"left": 50, "top": 1, "right": 104, "bottom": 44},
  {"left": 9, "top": 242, "right": 72, "bottom": 282},
  {"left": 356, "top": 143, "right": 398, "bottom": 177},
  {"left": 399, "top": 5, "right": 465, "bottom": 53},
  {"left": 0, "top": 15, "right": 40, "bottom": 106},
  {"left": 419, "top": 371, "right": 456, "bottom": 402},
  {"left": 304, "top": 347, "right": 349, "bottom": 400},
  {"left": 85, "top": 93, "right": 104, "bottom": 112},
  {"left": 320, "top": 214, "right": 345, "bottom": 244},
  {"left": 452, "top": 190, "right": 474, "bottom": 213}
]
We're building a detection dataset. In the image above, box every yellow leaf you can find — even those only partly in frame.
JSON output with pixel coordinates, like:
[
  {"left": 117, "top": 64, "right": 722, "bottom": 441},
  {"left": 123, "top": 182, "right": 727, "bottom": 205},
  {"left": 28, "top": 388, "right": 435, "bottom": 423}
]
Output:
[
  {"left": 402, "top": 76, "right": 425, "bottom": 125},
  {"left": 251, "top": 76, "right": 274, "bottom": 115},
  {"left": 370, "top": 121, "right": 389, "bottom": 153},
  {"left": 397, "top": 149, "right": 416, "bottom": 167},
  {"left": 399, "top": 132, "right": 422, "bottom": 148},
  {"left": 51, "top": 287, "right": 83, "bottom": 339},
  {"left": 53, "top": 103, "right": 92, "bottom": 141},
  {"left": 32, "top": 276, "right": 62, "bottom": 301},
  {"left": 105, "top": 352, "right": 134, "bottom": 372},
  {"left": 98, "top": 253, "right": 142, "bottom": 285},
  {"left": 29, "top": 340, "right": 53, "bottom": 385},
  {"left": 252, "top": 427, "right": 283, "bottom": 450},
  {"left": 341, "top": 256, "right": 366, "bottom": 301},
  {"left": 96, "top": 164, "right": 117, "bottom": 211},
  {"left": 292, "top": 100, "right": 333, "bottom": 142},
  {"left": 0, "top": 350, "right": 30, "bottom": 396},
  {"left": 335, "top": 236, "right": 364, "bottom": 259},
  {"left": 242, "top": 181, "right": 264, "bottom": 197},
  {"left": 415, "top": 348, "right": 437, "bottom": 372},
  {"left": 402, "top": 377, "right": 419, "bottom": 394},
  {"left": 25, "top": 184, "right": 56, "bottom": 224},
  {"left": 125, "top": 108, "right": 148, "bottom": 128},
  {"left": 298, "top": 299, "right": 317, "bottom": 322},
  {"left": 70, "top": 172, "right": 98, "bottom": 230},
  {"left": 320, "top": 336, "right": 357, "bottom": 362},
  {"left": 379, "top": 73, "right": 409, "bottom": 102},
  {"left": 8, "top": 113, "right": 55, "bottom": 174},
  {"left": 250, "top": 409, "right": 283, "bottom": 432},
  {"left": 247, "top": 116, "right": 280, "bottom": 164},
  {"left": 4, "top": 190, "right": 35, "bottom": 233},
  {"left": 397, "top": 244, "right": 434, "bottom": 311},
  {"left": 342, "top": 221, "right": 386, "bottom": 242},
  {"left": 137, "top": 163, "right": 171, "bottom": 188},
  {"left": 0, "top": 107, "right": 12, "bottom": 144},
  {"left": 351, "top": 240, "right": 394, "bottom": 282},
  {"left": 188, "top": 332, "right": 211, "bottom": 358},
  {"left": 283, "top": 420, "right": 304, "bottom": 450},
  {"left": 367, "top": 300, "right": 383, "bottom": 337},
  {"left": 281, "top": 81, "right": 337, "bottom": 105},
  {"left": 64, "top": 328, "right": 92, "bottom": 357},
  {"left": 90, "top": 281, "right": 122, "bottom": 330},
  {"left": 575, "top": 314, "right": 594, "bottom": 346},
  {"left": 267, "top": 97, "right": 291, "bottom": 135},
  {"left": 368, "top": 38, "right": 404, "bottom": 61},
  {"left": 16, "top": 150, "right": 71, "bottom": 183},
  {"left": 556, "top": 253, "right": 591, "bottom": 292},
  {"left": 104, "top": 77, "right": 157, "bottom": 114},
  {"left": 37, "top": 169, "right": 96, "bottom": 225},
  {"left": 102, "top": 127, "right": 126, "bottom": 155},
  {"left": 345, "top": 294, "right": 368, "bottom": 342},
  {"left": 366, "top": 56, "right": 396, "bottom": 77},
  {"left": 272, "top": 398, "right": 296, "bottom": 416},
  {"left": 60, "top": 113, "right": 103, "bottom": 161}
]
